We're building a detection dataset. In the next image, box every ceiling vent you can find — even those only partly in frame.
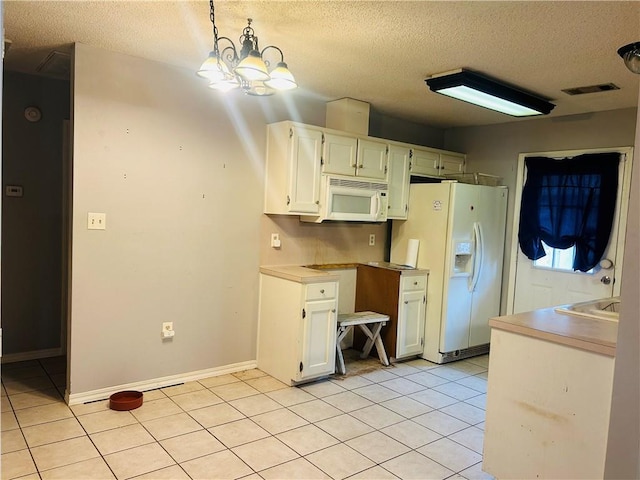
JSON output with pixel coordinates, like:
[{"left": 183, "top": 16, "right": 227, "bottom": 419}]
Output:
[
  {"left": 561, "top": 83, "right": 620, "bottom": 96},
  {"left": 36, "top": 50, "right": 71, "bottom": 79}
]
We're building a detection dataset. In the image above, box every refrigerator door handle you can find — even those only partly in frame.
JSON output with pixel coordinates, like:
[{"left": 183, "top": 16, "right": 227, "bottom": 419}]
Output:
[{"left": 470, "top": 222, "right": 484, "bottom": 292}]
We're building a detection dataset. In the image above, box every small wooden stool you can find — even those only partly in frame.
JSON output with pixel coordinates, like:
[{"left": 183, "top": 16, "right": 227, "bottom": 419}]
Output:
[{"left": 336, "top": 311, "right": 390, "bottom": 375}]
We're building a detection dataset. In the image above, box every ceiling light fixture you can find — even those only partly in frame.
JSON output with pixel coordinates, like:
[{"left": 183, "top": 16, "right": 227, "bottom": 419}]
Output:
[
  {"left": 617, "top": 42, "right": 640, "bottom": 74},
  {"left": 425, "top": 69, "right": 555, "bottom": 117},
  {"left": 197, "top": 0, "right": 297, "bottom": 96}
]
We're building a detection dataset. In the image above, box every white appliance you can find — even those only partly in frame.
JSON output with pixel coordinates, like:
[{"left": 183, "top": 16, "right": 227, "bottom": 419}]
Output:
[
  {"left": 301, "top": 175, "right": 388, "bottom": 223},
  {"left": 390, "top": 181, "right": 508, "bottom": 363}
]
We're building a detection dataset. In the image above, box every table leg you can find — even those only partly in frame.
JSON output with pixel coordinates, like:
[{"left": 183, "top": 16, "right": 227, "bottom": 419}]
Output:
[
  {"left": 335, "top": 325, "right": 350, "bottom": 375},
  {"left": 372, "top": 323, "right": 390, "bottom": 366}
]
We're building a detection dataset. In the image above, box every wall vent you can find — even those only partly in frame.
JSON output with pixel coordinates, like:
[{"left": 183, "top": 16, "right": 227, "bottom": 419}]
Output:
[{"left": 561, "top": 83, "right": 620, "bottom": 96}]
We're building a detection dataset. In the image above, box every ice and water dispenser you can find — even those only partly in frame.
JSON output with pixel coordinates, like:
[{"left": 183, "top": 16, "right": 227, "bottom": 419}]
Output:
[{"left": 453, "top": 241, "right": 473, "bottom": 276}]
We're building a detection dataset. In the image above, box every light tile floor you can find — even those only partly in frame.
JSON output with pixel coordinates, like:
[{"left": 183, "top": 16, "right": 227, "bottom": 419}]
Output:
[{"left": 1, "top": 352, "right": 494, "bottom": 480}]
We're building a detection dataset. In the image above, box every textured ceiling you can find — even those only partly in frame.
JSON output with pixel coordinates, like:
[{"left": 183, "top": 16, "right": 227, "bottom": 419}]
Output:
[{"left": 3, "top": 1, "right": 640, "bottom": 129}]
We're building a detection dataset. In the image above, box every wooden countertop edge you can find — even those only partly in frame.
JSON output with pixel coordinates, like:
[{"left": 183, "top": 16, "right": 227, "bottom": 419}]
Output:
[{"left": 489, "top": 317, "right": 616, "bottom": 357}]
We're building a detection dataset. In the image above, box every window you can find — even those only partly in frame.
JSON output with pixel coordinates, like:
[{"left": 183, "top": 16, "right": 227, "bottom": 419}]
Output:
[
  {"left": 532, "top": 241, "right": 594, "bottom": 273},
  {"left": 518, "top": 152, "right": 620, "bottom": 272}
]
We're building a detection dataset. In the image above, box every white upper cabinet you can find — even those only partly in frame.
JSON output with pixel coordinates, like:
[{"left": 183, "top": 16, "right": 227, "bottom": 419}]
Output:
[
  {"left": 410, "top": 147, "right": 466, "bottom": 178},
  {"left": 411, "top": 148, "right": 440, "bottom": 177},
  {"left": 387, "top": 144, "right": 411, "bottom": 219},
  {"left": 263, "top": 121, "right": 465, "bottom": 219},
  {"left": 264, "top": 121, "right": 323, "bottom": 215},
  {"left": 439, "top": 153, "right": 466, "bottom": 176},
  {"left": 322, "top": 131, "right": 387, "bottom": 180},
  {"left": 322, "top": 132, "right": 358, "bottom": 177}
]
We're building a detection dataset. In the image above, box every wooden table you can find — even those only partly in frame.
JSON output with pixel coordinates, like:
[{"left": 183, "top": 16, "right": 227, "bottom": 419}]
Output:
[{"left": 336, "top": 311, "right": 390, "bottom": 374}]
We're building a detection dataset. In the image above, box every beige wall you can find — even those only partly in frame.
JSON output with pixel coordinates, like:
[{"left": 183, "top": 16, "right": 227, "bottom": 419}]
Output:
[
  {"left": 260, "top": 215, "right": 386, "bottom": 266},
  {"left": 69, "top": 43, "right": 327, "bottom": 396}
]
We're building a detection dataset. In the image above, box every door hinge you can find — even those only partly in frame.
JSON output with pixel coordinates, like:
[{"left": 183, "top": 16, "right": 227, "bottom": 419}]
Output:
[
  {"left": 289, "top": 128, "right": 293, "bottom": 138},
  {"left": 321, "top": 133, "right": 325, "bottom": 144},
  {"left": 321, "top": 157, "right": 324, "bottom": 166},
  {"left": 423, "top": 295, "right": 426, "bottom": 303},
  {"left": 302, "top": 308, "right": 306, "bottom": 319},
  {"left": 386, "top": 145, "right": 389, "bottom": 154},
  {"left": 384, "top": 165, "right": 388, "bottom": 174},
  {"left": 409, "top": 161, "right": 412, "bottom": 171},
  {"left": 299, "top": 362, "right": 303, "bottom": 372},
  {"left": 286, "top": 195, "right": 290, "bottom": 206},
  {"left": 409, "top": 149, "right": 413, "bottom": 159},
  {"left": 420, "top": 338, "right": 424, "bottom": 347}
]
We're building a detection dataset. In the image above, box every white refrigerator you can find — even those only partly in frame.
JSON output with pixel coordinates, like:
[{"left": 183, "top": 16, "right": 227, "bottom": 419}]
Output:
[{"left": 391, "top": 181, "right": 508, "bottom": 364}]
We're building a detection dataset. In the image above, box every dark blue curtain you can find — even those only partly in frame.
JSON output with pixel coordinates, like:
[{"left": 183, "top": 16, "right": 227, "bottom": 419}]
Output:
[{"left": 518, "top": 153, "right": 620, "bottom": 272}]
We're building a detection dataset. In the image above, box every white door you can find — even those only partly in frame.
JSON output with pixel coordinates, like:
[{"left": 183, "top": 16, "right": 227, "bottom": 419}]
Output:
[
  {"left": 356, "top": 139, "right": 388, "bottom": 180},
  {"left": 386, "top": 145, "right": 410, "bottom": 219},
  {"left": 322, "top": 132, "right": 357, "bottom": 176},
  {"left": 396, "top": 289, "right": 425, "bottom": 358},
  {"left": 440, "top": 183, "right": 476, "bottom": 352},
  {"left": 289, "top": 126, "right": 323, "bottom": 214},
  {"left": 298, "top": 299, "right": 337, "bottom": 380},
  {"left": 469, "top": 185, "right": 508, "bottom": 347},
  {"left": 512, "top": 150, "right": 631, "bottom": 313}
]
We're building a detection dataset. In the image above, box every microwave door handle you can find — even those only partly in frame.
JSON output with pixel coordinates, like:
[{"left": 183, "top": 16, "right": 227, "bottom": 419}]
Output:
[{"left": 374, "top": 192, "right": 380, "bottom": 219}]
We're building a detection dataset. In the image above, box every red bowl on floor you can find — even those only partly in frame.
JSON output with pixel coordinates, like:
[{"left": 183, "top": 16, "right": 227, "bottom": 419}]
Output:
[{"left": 109, "top": 391, "right": 143, "bottom": 411}]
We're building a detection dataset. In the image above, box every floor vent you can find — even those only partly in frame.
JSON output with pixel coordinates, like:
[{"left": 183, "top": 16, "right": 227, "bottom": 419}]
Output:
[{"left": 562, "top": 83, "right": 619, "bottom": 95}]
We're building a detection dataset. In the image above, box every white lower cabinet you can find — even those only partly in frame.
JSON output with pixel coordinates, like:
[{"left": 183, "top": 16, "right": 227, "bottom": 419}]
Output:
[
  {"left": 257, "top": 268, "right": 338, "bottom": 385},
  {"left": 396, "top": 276, "right": 427, "bottom": 358}
]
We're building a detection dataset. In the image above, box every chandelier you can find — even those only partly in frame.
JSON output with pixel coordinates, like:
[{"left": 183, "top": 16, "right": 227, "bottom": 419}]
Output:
[{"left": 196, "top": 0, "right": 297, "bottom": 96}]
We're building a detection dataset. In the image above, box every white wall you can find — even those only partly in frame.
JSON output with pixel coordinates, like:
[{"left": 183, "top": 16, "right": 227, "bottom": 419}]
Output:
[{"left": 444, "top": 108, "right": 638, "bottom": 313}]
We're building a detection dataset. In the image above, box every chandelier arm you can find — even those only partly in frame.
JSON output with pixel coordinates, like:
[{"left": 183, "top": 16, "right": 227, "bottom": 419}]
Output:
[
  {"left": 260, "top": 45, "right": 285, "bottom": 68},
  {"left": 217, "top": 38, "right": 239, "bottom": 63}
]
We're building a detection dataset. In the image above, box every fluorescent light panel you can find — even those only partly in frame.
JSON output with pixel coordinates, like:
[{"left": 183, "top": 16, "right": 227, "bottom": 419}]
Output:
[{"left": 426, "top": 69, "right": 555, "bottom": 117}]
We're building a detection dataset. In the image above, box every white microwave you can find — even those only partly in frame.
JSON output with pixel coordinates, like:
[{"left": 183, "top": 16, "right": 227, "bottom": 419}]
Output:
[{"left": 301, "top": 176, "right": 388, "bottom": 223}]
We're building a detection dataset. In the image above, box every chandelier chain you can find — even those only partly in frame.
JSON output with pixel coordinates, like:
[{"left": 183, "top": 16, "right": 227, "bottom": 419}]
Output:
[{"left": 209, "top": 0, "right": 220, "bottom": 57}]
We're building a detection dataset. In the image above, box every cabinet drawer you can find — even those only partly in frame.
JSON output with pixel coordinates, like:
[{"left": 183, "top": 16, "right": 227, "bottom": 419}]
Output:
[
  {"left": 401, "top": 275, "right": 427, "bottom": 292},
  {"left": 306, "top": 282, "right": 337, "bottom": 301}
]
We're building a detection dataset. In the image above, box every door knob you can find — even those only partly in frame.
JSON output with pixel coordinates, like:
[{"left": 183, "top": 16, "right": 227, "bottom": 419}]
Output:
[{"left": 600, "top": 275, "right": 612, "bottom": 285}]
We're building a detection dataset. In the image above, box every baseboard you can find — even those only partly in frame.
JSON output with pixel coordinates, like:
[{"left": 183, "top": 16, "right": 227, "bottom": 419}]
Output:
[
  {"left": 66, "top": 359, "right": 258, "bottom": 405},
  {"left": 1, "top": 347, "right": 64, "bottom": 364}
]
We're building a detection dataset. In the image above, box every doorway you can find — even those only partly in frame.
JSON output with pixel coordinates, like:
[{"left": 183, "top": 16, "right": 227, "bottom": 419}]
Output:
[{"left": 507, "top": 147, "right": 633, "bottom": 314}]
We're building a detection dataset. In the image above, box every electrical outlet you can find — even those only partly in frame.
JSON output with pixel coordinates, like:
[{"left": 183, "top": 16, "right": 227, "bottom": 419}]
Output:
[
  {"left": 87, "top": 212, "right": 106, "bottom": 230},
  {"left": 369, "top": 234, "right": 376, "bottom": 246},
  {"left": 161, "top": 322, "right": 175, "bottom": 339},
  {"left": 270, "top": 233, "right": 281, "bottom": 248}
]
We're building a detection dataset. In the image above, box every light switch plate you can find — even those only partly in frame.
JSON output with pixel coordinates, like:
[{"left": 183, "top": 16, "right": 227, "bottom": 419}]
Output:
[{"left": 88, "top": 212, "right": 106, "bottom": 230}]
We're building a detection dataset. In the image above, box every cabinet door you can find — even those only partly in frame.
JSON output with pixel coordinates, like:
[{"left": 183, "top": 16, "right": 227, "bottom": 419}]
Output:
[
  {"left": 440, "top": 153, "right": 465, "bottom": 176},
  {"left": 322, "top": 132, "right": 358, "bottom": 176},
  {"left": 298, "top": 298, "right": 337, "bottom": 381},
  {"left": 356, "top": 139, "right": 388, "bottom": 180},
  {"left": 411, "top": 148, "right": 440, "bottom": 177},
  {"left": 387, "top": 145, "right": 410, "bottom": 219},
  {"left": 396, "top": 289, "right": 426, "bottom": 359},
  {"left": 289, "top": 126, "right": 323, "bottom": 214}
]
